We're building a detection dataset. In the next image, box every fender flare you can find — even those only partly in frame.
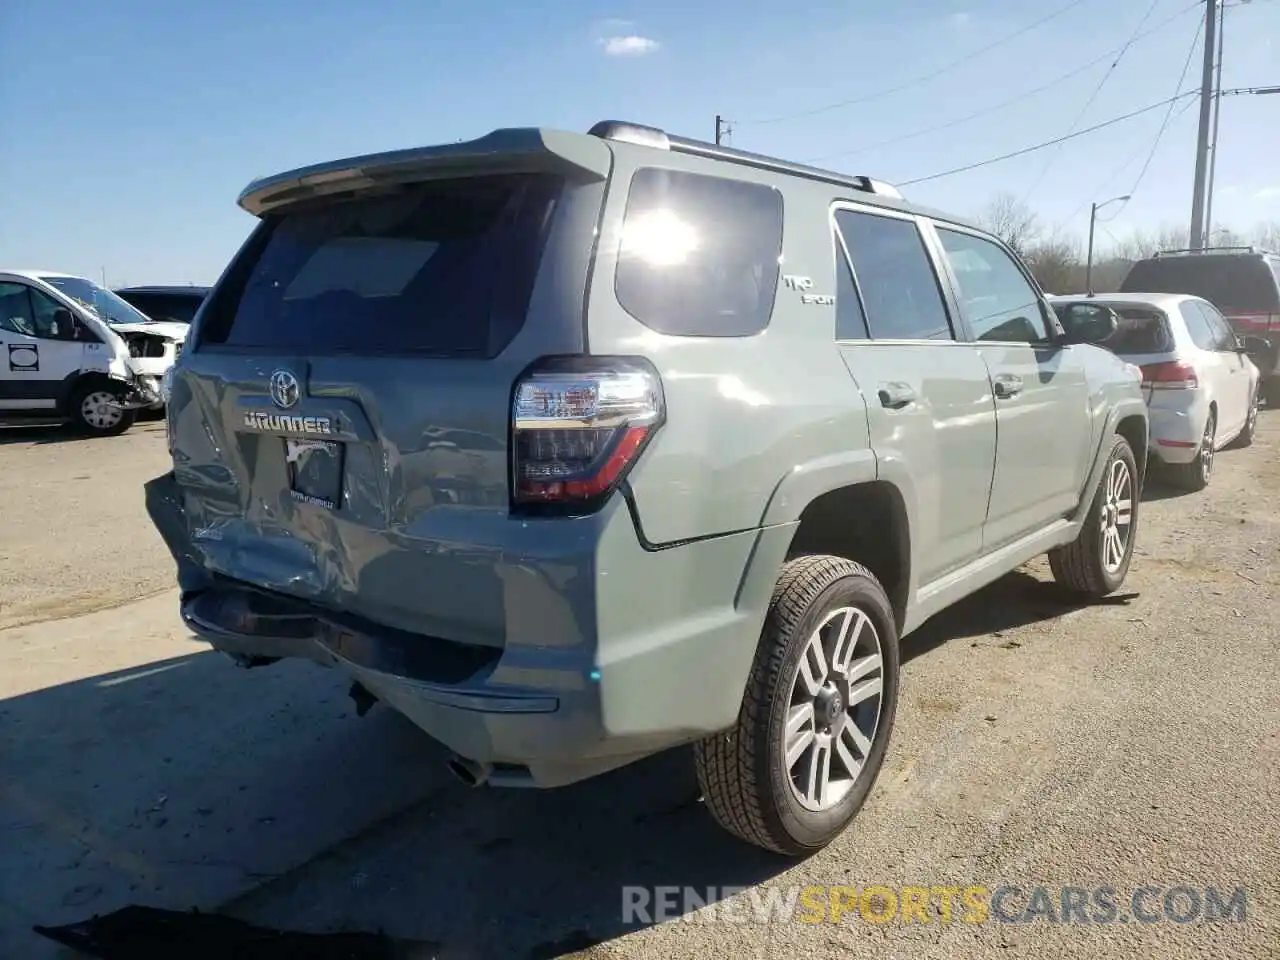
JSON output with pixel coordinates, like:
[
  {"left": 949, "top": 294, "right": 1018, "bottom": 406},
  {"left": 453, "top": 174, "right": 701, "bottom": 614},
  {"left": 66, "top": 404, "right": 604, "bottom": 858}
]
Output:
[{"left": 1073, "top": 397, "right": 1148, "bottom": 524}]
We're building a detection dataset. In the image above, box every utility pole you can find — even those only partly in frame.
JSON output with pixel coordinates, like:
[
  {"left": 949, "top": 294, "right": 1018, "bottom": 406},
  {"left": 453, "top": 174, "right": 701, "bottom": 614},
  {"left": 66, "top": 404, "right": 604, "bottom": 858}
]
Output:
[
  {"left": 1189, "top": 0, "right": 1219, "bottom": 251},
  {"left": 715, "top": 115, "right": 732, "bottom": 146},
  {"left": 1204, "top": 0, "right": 1227, "bottom": 244}
]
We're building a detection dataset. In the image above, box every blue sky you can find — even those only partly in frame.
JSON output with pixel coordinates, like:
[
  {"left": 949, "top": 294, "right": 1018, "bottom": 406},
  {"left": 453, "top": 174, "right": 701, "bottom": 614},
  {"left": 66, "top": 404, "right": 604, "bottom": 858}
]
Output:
[{"left": 1, "top": 0, "right": 1277, "bottom": 284}]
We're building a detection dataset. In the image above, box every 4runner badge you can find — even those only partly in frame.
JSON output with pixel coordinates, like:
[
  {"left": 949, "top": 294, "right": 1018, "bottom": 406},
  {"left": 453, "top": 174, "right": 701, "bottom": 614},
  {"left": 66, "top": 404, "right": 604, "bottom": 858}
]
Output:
[{"left": 242, "top": 411, "right": 335, "bottom": 435}]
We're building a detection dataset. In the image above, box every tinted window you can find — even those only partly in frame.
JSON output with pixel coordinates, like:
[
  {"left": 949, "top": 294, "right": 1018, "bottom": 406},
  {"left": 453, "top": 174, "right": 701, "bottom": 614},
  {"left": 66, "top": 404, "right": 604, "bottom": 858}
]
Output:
[
  {"left": 835, "top": 210, "right": 952, "bottom": 340},
  {"left": 121, "top": 292, "right": 204, "bottom": 324},
  {"left": 1179, "top": 302, "right": 1217, "bottom": 350},
  {"left": 0, "top": 283, "right": 77, "bottom": 340},
  {"left": 614, "top": 168, "right": 783, "bottom": 337},
  {"left": 1197, "top": 301, "right": 1236, "bottom": 349},
  {"left": 1120, "top": 255, "right": 1280, "bottom": 313},
  {"left": 204, "top": 174, "right": 563, "bottom": 355},
  {"left": 1102, "top": 307, "right": 1175, "bottom": 354},
  {"left": 936, "top": 228, "right": 1050, "bottom": 343},
  {"left": 0, "top": 283, "right": 35, "bottom": 336},
  {"left": 834, "top": 232, "right": 869, "bottom": 340}
]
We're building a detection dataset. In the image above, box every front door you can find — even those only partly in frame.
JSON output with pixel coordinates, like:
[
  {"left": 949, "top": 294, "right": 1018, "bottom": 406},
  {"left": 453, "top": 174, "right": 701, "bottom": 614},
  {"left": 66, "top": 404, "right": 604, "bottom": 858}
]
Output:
[
  {"left": 833, "top": 206, "right": 997, "bottom": 586},
  {"left": 928, "top": 226, "right": 1093, "bottom": 551},
  {"left": 0, "top": 282, "right": 86, "bottom": 412}
]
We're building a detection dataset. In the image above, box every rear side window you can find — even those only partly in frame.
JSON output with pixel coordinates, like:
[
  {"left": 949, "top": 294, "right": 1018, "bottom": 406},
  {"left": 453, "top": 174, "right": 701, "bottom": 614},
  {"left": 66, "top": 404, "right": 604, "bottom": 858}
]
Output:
[
  {"left": 202, "top": 174, "right": 563, "bottom": 356},
  {"left": 1120, "top": 256, "right": 1280, "bottom": 313},
  {"left": 835, "top": 209, "right": 953, "bottom": 340},
  {"left": 1178, "top": 302, "right": 1218, "bottom": 350},
  {"left": 1104, "top": 307, "right": 1175, "bottom": 354},
  {"left": 123, "top": 293, "right": 204, "bottom": 324},
  {"left": 614, "top": 168, "right": 783, "bottom": 337}
]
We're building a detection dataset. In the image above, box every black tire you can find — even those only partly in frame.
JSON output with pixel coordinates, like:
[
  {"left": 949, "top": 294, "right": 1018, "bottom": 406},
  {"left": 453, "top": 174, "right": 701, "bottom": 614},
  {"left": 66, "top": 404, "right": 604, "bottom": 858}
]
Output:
[
  {"left": 693, "top": 554, "right": 900, "bottom": 856},
  {"left": 1049, "top": 433, "right": 1139, "bottom": 598},
  {"left": 1262, "top": 377, "right": 1280, "bottom": 408},
  {"left": 1231, "top": 387, "right": 1260, "bottom": 449},
  {"left": 1168, "top": 408, "right": 1216, "bottom": 491},
  {"left": 68, "top": 381, "right": 136, "bottom": 437}
]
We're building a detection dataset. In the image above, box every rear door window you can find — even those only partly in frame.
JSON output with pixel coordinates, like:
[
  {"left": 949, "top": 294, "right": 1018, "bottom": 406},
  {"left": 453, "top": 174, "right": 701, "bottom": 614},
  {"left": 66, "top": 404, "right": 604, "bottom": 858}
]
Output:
[
  {"left": 835, "top": 209, "right": 953, "bottom": 340},
  {"left": 1179, "top": 302, "right": 1218, "bottom": 351},
  {"left": 202, "top": 173, "right": 564, "bottom": 357},
  {"left": 614, "top": 167, "right": 783, "bottom": 337}
]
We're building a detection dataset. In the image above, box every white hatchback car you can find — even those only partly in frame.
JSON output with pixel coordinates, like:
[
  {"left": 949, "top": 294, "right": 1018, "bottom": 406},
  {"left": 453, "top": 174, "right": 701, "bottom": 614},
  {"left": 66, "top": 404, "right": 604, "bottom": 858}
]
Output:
[
  {"left": 0, "top": 269, "right": 186, "bottom": 435},
  {"left": 1050, "top": 292, "right": 1261, "bottom": 490}
]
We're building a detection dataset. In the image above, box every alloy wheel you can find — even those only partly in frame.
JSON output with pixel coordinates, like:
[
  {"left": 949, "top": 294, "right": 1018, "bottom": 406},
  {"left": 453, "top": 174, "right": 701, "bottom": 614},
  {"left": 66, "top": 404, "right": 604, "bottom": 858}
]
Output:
[
  {"left": 785, "top": 606, "right": 884, "bottom": 812},
  {"left": 1099, "top": 456, "right": 1134, "bottom": 574}
]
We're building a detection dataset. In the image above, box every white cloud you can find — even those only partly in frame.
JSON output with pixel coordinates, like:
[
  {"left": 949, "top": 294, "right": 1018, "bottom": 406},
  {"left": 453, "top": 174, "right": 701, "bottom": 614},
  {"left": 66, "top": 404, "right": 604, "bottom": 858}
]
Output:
[
  {"left": 601, "top": 34, "right": 660, "bottom": 56},
  {"left": 1254, "top": 186, "right": 1280, "bottom": 202}
]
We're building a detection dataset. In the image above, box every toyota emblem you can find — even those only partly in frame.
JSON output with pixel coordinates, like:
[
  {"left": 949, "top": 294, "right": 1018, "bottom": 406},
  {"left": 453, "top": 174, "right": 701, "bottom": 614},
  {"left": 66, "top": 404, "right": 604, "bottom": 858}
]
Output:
[{"left": 269, "top": 369, "right": 300, "bottom": 409}]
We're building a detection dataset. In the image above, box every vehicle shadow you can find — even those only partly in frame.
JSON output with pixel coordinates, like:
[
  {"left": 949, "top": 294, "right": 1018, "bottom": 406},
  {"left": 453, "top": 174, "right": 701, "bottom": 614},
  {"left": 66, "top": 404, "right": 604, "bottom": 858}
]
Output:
[
  {"left": 3, "top": 646, "right": 789, "bottom": 960},
  {"left": 0, "top": 420, "right": 165, "bottom": 446},
  {"left": 903, "top": 569, "right": 1137, "bottom": 665}
]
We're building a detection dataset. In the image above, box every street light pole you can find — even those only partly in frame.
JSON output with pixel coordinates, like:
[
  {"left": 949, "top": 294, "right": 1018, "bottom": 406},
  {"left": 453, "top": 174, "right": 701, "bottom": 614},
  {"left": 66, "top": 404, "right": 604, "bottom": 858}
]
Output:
[
  {"left": 1204, "top": 0, "right": 1226, "bottom": 243},
  {"left": 1087, "top": 195, "right": 1130, "bottom": 295}
]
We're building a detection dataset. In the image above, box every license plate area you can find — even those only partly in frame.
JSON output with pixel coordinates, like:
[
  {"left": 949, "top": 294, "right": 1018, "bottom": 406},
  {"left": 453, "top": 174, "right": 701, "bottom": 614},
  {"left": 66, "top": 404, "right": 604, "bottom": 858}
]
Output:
[{"left": 284, "top": 438, "right": 344, "bottom": 509}]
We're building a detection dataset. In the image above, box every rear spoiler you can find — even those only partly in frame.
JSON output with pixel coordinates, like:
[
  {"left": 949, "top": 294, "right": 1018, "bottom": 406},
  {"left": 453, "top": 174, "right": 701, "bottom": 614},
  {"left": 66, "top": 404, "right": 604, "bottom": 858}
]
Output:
[{"left": 238, "top": 127, "right": 614, "bottom": 217}]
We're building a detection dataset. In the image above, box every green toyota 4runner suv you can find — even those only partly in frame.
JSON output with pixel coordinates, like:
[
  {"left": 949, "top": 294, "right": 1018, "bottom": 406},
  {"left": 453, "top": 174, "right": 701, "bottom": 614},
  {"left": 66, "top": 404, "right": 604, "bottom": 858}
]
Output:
[{"left": 147, "top": 121, "right": 1148, "bottom": 855}]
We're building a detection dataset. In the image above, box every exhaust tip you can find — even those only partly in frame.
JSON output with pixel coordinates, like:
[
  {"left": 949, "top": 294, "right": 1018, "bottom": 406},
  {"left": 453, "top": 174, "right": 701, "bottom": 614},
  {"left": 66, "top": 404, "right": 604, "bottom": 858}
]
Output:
[{"left": 447, "top": 755, "right": 491, "bottom": 788}]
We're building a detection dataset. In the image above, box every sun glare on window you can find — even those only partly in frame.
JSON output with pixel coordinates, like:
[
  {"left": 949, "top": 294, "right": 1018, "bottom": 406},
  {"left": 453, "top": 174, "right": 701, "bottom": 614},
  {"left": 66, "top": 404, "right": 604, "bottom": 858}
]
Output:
[{"left": 621, "top": 208, "right": 700, "bottom": 267}]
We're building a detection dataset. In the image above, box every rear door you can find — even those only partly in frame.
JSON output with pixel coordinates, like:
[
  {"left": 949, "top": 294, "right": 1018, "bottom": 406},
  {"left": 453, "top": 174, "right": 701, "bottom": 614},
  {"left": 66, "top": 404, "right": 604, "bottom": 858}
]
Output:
[
  {"left": 1179, "top": 300, "right": 1239, "bottom": 435},
  {"left": 832, "top": 205, "right": 996, "bottom": 586},
  {"left": 168, "top": 170, "right": 603, "bottom": 646},
  {"left": 1197, "top": 300, "right": 1252, "bottom": 437},
  {"left": 929, "top": 224, "right": 1092, "bottom": 550}
]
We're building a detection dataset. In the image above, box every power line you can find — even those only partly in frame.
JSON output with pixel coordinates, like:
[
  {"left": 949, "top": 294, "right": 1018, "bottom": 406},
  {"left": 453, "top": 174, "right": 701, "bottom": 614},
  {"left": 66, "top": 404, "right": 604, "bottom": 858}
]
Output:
[
  {"left": 1061, "top": 14, "right": 1204, "bottom": 224},
  {"left": 1020, "top": 0, "right": 1166, "bottom": 203},
  {"left": 1122, "top": 15, "right": 1206, "bottom": 198},
  {"left": 1063, "top": 95, "right": 1200, "bottom": 224},
  {"left": 802, "top": 0, "right": 1201, "bottom": 164},
  {"left": 740, "top": 0, "right": 1093, "bottom": 126},
  {"left": 899, "top": 91, "right": 1197, "bottom": 186}
]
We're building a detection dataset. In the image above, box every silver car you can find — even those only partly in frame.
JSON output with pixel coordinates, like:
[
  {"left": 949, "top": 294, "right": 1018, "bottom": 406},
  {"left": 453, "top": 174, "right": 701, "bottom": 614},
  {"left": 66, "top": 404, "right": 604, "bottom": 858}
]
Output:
[{"left": 1050, "top": 292, "right": 1261, "bottom": 490}]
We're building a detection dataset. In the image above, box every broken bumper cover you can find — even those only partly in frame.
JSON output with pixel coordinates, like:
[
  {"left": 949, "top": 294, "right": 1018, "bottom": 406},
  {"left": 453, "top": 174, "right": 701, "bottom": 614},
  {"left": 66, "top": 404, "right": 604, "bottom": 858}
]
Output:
[
  {"left": 144, "top": 470, "right": 793, "bottom": 788},
  {"left": 105, "top": 373, "right": 164, "bottom": 411}
]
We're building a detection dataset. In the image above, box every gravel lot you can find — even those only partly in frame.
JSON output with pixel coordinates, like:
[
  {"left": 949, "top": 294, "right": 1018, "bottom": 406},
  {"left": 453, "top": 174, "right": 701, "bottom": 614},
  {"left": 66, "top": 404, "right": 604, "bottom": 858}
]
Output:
[{"left": 1, "top": 412, "right": 1277, "bottom": 959}]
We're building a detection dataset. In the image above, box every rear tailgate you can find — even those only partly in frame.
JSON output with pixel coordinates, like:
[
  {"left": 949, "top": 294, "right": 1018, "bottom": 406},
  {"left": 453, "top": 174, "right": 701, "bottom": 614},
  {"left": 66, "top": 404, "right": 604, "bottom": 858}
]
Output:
[{"left": 167, "top": 133, "right": 611, "bottom": 648}]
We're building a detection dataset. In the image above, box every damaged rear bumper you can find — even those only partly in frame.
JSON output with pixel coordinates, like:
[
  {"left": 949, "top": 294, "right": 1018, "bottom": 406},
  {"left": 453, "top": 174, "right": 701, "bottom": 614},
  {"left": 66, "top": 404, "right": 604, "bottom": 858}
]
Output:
[{"left": 144, "top": 470, "right": 792, "bottom": 789}]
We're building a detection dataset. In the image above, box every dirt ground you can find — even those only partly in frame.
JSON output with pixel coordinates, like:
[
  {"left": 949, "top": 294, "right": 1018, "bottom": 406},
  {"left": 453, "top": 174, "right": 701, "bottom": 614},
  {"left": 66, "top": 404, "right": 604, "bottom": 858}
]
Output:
[{"left": 1, "top": 411, "right": 1277, "bottom": 959}]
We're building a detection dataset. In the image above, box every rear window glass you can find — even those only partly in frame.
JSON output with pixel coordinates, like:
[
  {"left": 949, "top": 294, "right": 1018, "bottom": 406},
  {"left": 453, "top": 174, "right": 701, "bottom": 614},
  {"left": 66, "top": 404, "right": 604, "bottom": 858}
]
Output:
[
  {"left": 122, "top": 293, "right": 205, "bottom": 324},
  {"left": 1105, "top": 307, "right": 1175, "bottom": 354},
  {"left": 1119, "top": 255, "right": 1280, "bottom": 313},
  {"left": 203, "top": 174, "right": 563, "bottom": 355},
  {"left": 614, "top": 167, "right": 783, "bottom": 337}
]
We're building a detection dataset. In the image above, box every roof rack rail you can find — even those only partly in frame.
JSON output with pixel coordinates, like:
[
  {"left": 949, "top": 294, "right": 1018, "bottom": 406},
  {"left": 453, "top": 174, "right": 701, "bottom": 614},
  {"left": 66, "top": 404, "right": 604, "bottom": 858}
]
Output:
[
  {"left": 587, "top": 119, "right": 905, "bottom": 200},
  {"left": 1151, "top": 245, "right": 1270, "bottom": 257}
]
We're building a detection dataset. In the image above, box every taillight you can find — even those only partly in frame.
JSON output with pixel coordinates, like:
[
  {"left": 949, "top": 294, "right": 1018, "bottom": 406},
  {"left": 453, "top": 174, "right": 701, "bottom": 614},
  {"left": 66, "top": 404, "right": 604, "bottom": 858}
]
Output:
[
  {"left": 511, "top": 357, "right": 664, "bottom": 510},
  {"left": 1140, "top": 360, "right": 1199, "bottom": 390}
]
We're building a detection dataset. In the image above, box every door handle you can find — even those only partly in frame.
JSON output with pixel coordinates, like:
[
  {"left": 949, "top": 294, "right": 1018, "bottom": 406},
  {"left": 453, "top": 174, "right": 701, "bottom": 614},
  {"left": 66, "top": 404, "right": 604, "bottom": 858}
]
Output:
[
  {"left": 878, "top": 382, "right": 916, "bottom": 409},
  {"left": 993, "top": 374, "right": 1023, "bottom": 399}
]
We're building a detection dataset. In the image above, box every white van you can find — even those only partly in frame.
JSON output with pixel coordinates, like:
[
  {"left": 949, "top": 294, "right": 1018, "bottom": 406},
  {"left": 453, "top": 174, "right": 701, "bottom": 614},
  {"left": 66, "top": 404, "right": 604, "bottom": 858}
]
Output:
[{"left": 0, "top": 269, "right": 186, "bottom": 435}]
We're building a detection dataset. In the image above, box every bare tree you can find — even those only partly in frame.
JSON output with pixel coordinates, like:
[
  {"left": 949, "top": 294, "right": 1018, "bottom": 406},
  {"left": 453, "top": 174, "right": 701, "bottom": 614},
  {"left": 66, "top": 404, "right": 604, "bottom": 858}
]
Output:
[
  {"left": 977, "top": 193, "right": 1041, "bottom": 256},
  {"left": 1023, "top": 229, "right": 1081, "bottom": 293}
]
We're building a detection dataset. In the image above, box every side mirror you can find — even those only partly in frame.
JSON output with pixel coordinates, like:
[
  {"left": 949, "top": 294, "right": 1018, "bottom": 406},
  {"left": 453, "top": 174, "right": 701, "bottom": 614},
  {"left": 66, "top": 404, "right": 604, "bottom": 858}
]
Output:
[
  {"left": 1057, "top": 302, "right": 1120, "bottom": 345},
  {"left": 1241, "top": 335, "right": 1271, "bottom": 362}
]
